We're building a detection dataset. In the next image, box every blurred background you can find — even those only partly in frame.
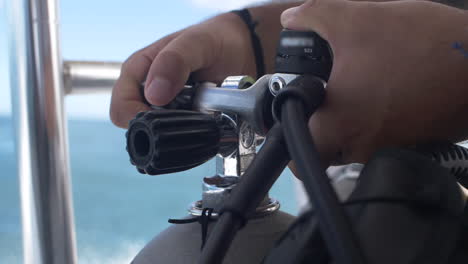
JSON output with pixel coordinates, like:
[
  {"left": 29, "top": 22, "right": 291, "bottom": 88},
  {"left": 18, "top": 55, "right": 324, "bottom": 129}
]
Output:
[{"left": 0, "top": 0, "right": 299, "bottom": 263}]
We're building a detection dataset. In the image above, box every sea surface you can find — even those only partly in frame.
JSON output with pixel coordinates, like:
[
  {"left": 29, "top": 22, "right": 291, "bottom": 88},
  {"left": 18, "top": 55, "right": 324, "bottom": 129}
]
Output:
[{"left": 0, "top": 115, "right": 298, "bottom": 263}]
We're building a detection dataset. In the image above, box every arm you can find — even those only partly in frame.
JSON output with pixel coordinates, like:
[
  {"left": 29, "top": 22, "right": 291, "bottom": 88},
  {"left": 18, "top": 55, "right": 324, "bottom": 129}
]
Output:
[{"left": 110, "top": 2, "right": 300, "bottom": 128}]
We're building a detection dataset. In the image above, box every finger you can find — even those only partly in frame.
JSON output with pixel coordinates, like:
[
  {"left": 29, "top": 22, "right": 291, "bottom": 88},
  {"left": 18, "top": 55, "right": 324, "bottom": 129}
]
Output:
[
  {"left": 280, "top": 0, "right": 351, "bottom": 42},
  {"left": 110, "top": 32, "right": 179, "bottom": 128},
  {"left": 144, "top": 29, "right": 220, "bottom": 106}
]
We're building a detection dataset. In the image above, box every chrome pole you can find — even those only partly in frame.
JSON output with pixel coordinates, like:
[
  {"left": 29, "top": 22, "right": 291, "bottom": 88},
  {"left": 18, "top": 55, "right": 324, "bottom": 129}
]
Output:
[
  {"left": 7, "top": 0, "right": 78, "bottom": 263},
  {"left": 63, "top": 60, "right": 121, "bottom": 94}
]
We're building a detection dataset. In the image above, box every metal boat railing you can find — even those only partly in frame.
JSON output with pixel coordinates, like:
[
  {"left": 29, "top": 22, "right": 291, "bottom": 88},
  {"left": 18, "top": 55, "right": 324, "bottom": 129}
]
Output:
[
  {"left": 63, "top": 61, "right": 121, "bottom": 95},
  {"left": 7, "top": 0, "right": 120, "bottom": 263}
]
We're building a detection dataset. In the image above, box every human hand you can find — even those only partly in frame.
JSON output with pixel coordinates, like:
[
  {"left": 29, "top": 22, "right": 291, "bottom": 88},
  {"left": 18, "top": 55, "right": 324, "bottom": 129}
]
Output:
[
  {"left": 110, "top": 13, "right": 258, "bottom": 128},
  {"left": 281, "top": 0, "right": 468, "bottom": 165}
]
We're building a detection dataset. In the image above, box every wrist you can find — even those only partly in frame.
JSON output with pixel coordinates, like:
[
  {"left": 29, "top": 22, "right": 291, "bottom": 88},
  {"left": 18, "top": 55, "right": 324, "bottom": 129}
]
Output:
[
  {"left": 248, "top": 2, "right": 303, "bottom": 74},
  {"left": 231, "top": 9, "right": 266, "bottom": 78},
  {"left": 220, "top": 11, "right": 258, "bottom": 78}
]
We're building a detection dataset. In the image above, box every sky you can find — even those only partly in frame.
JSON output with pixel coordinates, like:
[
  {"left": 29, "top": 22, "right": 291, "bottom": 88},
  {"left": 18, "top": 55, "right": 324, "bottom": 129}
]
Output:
[{"left": 0, "top": 0, "right": 264, "bottom": 119}]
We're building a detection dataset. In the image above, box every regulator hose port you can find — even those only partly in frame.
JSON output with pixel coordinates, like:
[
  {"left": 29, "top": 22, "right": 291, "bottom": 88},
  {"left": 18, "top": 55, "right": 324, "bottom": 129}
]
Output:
[{"left": 126, "top": 109, "right": 236, "bottom": 175}]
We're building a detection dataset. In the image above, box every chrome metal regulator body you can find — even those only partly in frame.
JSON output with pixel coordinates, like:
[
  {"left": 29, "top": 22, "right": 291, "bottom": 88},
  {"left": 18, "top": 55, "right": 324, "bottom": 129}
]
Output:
[
  {"left": 191, "top": 75, "right": 285, "bottom": 217},
  {"left": 126, "top": 73, "right": 304, "bottom": 218},
  {"left": 192, "top": 73, "right": 310, "bottom": 217}
]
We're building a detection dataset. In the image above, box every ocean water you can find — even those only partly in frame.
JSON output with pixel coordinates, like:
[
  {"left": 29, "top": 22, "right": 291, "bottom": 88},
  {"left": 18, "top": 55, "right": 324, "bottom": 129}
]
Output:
[{"left": 0, "top": 115, "right": 298, "bottom": 263}]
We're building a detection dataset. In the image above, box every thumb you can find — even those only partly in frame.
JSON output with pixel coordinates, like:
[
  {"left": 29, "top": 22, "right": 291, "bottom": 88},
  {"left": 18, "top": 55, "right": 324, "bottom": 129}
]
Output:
[{"left": 281, "top": 0, "right": 351, "bottom": 42}]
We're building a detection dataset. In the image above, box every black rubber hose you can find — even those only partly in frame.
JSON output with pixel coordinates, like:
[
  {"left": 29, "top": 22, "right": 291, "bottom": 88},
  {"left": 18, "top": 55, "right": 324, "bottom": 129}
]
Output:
[
  {"left": 198, "top": 124, "right": 290, "bottom": 264},
  {"left": 281, "top": 99, "right": 365, "bottom": 264}
]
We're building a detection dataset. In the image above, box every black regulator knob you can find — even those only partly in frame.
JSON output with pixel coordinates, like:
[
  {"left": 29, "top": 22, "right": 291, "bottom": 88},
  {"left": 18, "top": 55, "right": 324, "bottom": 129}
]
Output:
[
  {"left": 275, "top": 30, "right": 333, "bottom": 81},
  {"left": 126, "top": 110, "right": 222, "bottom": 175}
]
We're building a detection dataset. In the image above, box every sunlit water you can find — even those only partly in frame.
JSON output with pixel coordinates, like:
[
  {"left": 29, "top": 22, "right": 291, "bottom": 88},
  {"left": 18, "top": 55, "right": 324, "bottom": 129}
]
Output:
[{"left": 0, "top": 115, "right": 298, "bottom": 263}]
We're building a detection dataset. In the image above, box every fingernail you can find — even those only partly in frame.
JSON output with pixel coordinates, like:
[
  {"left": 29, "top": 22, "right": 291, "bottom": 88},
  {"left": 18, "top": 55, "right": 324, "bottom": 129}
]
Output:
[{"left": 146, "top": 77, "right": 172, "bottom": 106}]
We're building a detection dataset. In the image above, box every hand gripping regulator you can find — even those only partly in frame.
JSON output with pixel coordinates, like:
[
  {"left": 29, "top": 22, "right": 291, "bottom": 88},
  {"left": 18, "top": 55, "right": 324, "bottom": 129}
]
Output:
[{"left": 125, "top": 30, "right": 468, "bottom": 264}]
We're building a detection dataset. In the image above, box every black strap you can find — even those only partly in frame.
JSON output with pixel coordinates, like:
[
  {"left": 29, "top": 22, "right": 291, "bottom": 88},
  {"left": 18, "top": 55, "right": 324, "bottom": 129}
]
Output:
[
  {"left": 231, "top": 9, "right": 266, "bottom": 79},
  {"left": 168, "top": 208, "right": 215, "bottom": 250}
]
